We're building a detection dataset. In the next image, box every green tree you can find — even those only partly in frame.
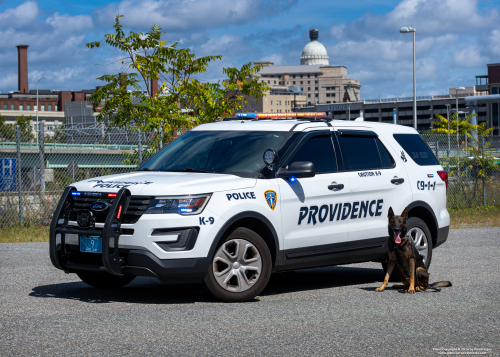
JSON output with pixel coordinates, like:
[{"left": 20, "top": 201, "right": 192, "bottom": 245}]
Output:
[
  {"left": 86, "top": 14, "right": 268, "bottom": 160},
  {"left": 0, "top": 115, "right": 35, "bottom": 142}
]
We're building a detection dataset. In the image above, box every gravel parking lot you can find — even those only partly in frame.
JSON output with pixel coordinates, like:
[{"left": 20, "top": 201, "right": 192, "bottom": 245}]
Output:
[{"left": 1, "top": 228, "right": 499, "bottom": 356}]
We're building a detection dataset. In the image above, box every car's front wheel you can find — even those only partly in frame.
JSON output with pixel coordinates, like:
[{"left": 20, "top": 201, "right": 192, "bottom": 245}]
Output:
[
  {"left": 204, "top": 227, "right": 272, "bottom": 302},
  {"left": 77, "top": 271, "right": 135, "bottom": 289}
]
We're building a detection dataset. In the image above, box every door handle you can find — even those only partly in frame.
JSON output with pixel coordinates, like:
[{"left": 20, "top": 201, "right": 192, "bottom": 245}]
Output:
[
  {"left": 328, "top": 183, "right": 344, "bottom": 190},
  {"left": 391, "top": 178, "right": 405, "bottom": 184}
]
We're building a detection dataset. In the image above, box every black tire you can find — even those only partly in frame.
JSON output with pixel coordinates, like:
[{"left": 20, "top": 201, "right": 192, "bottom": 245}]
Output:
[
  {"left": 382, "top": 217, "right": 433, "bottom": 280},
  {"left": 77, "top": 271, "right": 135, "bottom": 289},
  {"left": 204, "top": 227, "right": 272, "bottom": 302}
]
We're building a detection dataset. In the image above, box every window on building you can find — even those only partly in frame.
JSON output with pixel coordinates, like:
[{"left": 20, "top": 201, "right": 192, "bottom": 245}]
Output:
[
  {"left": 307, "top": 74, "right": 310, "bottom": 78},
  {"left": 308, "top": 81, "right": 310, "bottom": 84},
  {"left": 308, "top": 94, "right": 311, "bottom": 98},
  {"left": 41, "top": 105, "right": 45, "bottom": 111},
  {"left": 11, "top": 104, "right": 14, "bottom": 110},
  {"left": 315, "top": 87, "right": 318, "bottom": 91},
  {"left": 292, "top": 75, "right": 296, "bottom": 78},
  {"left": 48, "top": 104, "right": 52, "bottom": 111},
  {"left": 300, "top": 74, "right": 303, "bottom": 78},
  {"left": 493, "top": 87, "right": 498, "bottom": 94},
  {"left": 271, "top": 100, "right": 273, "bottom": 105},
  {"left": 332, "top": 93, "right": 336, "bottom": 97},
  {"left": 301, "top": 87, "right": 304, "bottom": 91},
  {"left": 278, "top": 75, "right": 281, "bottom": 79},
  {"left": 308, "top": 87, "right": 311, "bottom": 91},
  {"left": 268, "top": 81, "right": 270, "bottom": 84},
  {"left": 308, "top": 102, "right": 311, "bottom": 105},
  {"left": 27, "top": 104, "right": 31, "bottom": 110},
  {"left": 2, "top": 104, "right": 6, "bottom": 110},
  {"left": 55, "top": 105, "right": 58, "bottom": 111},
  {"left": 300, "top": 81, "right": 303, "bottom": 84},
  {"left": 293, "top": 81, "right": 296, "bottom": 84},
  {"left": 327, "top": 93, "right": 331, "bottom": 97},
  {"left": 315, "top": 74, "right": 318, "bottom": 78},
  {"left": 315, "top": 94, "right": 318, "bottom": 97},
  {"left": 274, "top": 81, "right": 276, "bottom": 84},
  {"left": 19, "top": 104, "right": 24, "bottom": 111},
  {"left": 327, "top": 101, "right": 331, "bottom": 104}
]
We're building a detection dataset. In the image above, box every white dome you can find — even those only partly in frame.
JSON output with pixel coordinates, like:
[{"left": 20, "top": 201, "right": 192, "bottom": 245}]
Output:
[{"left": 300, "top": 29, "right": 329, "bottom": 66}]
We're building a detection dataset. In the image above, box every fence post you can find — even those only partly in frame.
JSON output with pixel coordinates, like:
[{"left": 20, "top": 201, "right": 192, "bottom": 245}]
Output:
[
  {"left": 138, "top": 129, "right": 143, "bottom": 164},
  {"left": 38, "top": 122, "right": 46, "bottom": 194},
  {"left": 16, "top": 125, "right": 23, "bottom": 226},
  {"left": 482, "top": 136, "right": 486, "bottom": 206}
]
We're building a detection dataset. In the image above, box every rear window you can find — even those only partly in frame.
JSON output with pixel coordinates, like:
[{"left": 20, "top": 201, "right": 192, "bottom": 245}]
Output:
[
  {"left": 393, "top": 134, "right": 439, "bottom": 166},
  {"left": 338, "top": 136, "right": 391, "bottom": 171}
]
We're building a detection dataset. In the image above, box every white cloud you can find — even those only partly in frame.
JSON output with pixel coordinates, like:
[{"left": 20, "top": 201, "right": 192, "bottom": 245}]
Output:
[
  {"left": 454, "top": 45, "right": 489, "bottom": 68},
  {"left": 94, "top": 0, "right": 297, "bottom": 30},
  {"left": 258, "top": 53, "right": 283, "bottom": 65}
]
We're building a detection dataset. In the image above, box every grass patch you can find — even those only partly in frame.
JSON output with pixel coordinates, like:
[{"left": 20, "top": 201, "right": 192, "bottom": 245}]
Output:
[
  {"left": 0, "top": 206, "right": 499, "bottom": 242},
  {"left": 450, "top": 205, "right": 500, "bottom": 229},
  {"left": 0, "top": 225, "right": 49, "bottom": 243}
]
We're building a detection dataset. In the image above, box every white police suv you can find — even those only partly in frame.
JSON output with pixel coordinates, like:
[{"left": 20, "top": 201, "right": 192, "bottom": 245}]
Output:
[{"left": 50, "top": 116, "right": 450, "bottom": 302}]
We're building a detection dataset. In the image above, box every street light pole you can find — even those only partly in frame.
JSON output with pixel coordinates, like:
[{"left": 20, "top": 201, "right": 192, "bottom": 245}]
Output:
[
  {"left": 400, "top": 27, "right": 417, "bottom": 130},
  {"left": 36, "top": 76, "right": 47, "bottom": 142}
]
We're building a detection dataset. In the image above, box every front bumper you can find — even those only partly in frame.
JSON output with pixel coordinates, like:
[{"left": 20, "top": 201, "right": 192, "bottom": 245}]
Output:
[{"left": 49, "top": 187, "right": 210, "bottom": 282}]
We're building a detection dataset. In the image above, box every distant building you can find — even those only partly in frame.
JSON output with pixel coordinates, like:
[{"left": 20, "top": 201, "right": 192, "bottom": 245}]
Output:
[{"left": 248, "top": 29, "right": 361, "bottom": 107}]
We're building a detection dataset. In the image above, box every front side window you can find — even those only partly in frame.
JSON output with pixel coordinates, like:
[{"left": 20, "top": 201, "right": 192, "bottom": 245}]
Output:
[
  {"left": 141, "top": 131, "right": 293, "bottom": 178},
  {"left": 289, "top": 135, "right": 337, "bottom": 174},
  {"left": 338, "top": 135, "right": 393, "bottom": 171}
]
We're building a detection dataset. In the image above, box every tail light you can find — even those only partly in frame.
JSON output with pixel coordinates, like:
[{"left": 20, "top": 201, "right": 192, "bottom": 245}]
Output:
[{"left": 437, "top": 171, "right": 448, "bottom": 193}]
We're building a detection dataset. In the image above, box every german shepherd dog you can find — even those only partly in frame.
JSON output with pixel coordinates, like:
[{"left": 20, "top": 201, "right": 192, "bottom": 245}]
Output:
[{"left": 376, "top": 207, "right": 452, "bottom": 293}]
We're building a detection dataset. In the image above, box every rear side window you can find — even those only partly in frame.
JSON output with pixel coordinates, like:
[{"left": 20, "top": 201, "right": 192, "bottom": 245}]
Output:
[
  {"left": 393, "top": 134, "right": 439, "bottom": 166},
  {"left": 338, "top": 136, "right": 391, "bottom": 171},
  {"left": 289, "top": 135, "right": 337, "bottom": 174}
]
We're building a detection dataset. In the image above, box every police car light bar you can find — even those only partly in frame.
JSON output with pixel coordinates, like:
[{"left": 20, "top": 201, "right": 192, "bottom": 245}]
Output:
[{"left": 235, "top": 112, "right": 326, "bottom": 119}]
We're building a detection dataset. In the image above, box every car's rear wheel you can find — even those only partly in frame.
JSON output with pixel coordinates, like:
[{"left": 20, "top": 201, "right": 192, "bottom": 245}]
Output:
[
  {"left": 77, "top": 271, "right": 135, "bottom": 288},
  {"left": 204, "top": 227, "right": 272, "bottom": 302},
  {"left": 382, "top": 217, "right": 433, "bottom": 279}
]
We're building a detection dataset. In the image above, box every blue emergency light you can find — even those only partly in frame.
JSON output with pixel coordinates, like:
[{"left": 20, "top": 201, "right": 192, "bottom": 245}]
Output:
[{"left": 236, "top": 113, "right": 257, "bottom": 118}]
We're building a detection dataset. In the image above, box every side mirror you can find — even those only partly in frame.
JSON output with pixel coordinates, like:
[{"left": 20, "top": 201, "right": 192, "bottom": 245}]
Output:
[{"left": 277, "top": 161, "right": 315, "bottom": 179}]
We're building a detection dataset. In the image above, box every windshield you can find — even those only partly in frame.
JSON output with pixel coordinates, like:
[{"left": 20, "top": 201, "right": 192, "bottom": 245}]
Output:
[{"left": 140, "top": 130, "right": 292, "bottom": 177}]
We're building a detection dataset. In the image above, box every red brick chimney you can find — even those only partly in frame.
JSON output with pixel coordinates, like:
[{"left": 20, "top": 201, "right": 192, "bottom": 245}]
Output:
[
  {"left": 16, "top": 45, "right": 29, "bottom": 94},
  {"left": 151, "top": 78, "right": 158, "bottom": 98}
]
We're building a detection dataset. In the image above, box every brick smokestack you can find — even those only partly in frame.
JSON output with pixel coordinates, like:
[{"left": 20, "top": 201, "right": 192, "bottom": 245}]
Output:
[
  {"left": 16, "top": 45, "right": 29, "bottom": 94},
  {"left": 151, "top": 78, "right": 158, "bottom": 98}
]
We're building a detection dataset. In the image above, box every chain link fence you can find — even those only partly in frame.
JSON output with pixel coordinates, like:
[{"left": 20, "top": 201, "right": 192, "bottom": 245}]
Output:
[
  {"left": 422, "top": 133, "right": 500, "bottom": 209},
  {"left": 0, "top": 123, "right": 499, "bottom": 227}
]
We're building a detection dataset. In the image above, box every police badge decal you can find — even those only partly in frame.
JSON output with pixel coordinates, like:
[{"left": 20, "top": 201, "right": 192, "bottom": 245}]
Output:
[{"left": 264, "top": 190, "right": 277, "bottom": 210}]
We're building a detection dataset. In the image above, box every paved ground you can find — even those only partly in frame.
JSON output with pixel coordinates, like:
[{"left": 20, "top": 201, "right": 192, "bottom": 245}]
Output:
[{"left": 1, "top": 228, "right": 499, "bottom": 357}]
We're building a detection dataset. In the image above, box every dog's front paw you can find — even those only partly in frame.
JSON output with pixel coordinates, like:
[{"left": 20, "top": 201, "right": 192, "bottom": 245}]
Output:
[
  {"left": 375, "top": 287, "right": 385, "bottom": 292},
  {"left": 408, "top": 287, "right": 415, "bottom": 293}
]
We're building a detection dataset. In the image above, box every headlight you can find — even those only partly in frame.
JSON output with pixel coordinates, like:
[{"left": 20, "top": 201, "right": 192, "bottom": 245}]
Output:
[{"left": 144, "top": 194, "right": 212, "bottom": 215}]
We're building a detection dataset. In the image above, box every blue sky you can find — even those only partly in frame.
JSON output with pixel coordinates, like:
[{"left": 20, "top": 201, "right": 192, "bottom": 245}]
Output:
[{"left": 0, "top": 0, "right": 499, "bottom": 99}]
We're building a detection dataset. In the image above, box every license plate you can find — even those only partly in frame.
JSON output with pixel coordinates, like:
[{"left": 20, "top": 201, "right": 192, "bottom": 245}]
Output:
[{"left": 80, "top": 235, "right": 102, "bottom": 254}]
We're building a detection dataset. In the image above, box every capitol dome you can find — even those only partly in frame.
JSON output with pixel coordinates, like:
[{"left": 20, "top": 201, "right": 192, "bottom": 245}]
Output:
[{"left": 300, "top": 29, "right": 329, "bottom": 66}]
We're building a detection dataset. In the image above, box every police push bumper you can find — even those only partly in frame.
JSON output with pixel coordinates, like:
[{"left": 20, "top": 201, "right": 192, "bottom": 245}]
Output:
[{"left": 50, "top": 187, "right": 132, "bottom": 276}]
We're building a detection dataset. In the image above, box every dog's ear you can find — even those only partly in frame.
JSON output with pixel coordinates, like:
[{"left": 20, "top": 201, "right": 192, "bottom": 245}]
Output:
[
  {"left": 402, "top": 207, "right": 409, "bottom": 219},
  {"left": 388, "top": 207, "right": 394, "bottom": 219}
]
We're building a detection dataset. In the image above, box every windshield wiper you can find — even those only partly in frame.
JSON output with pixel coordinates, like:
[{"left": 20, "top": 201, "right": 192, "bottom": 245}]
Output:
[{"left": 163, "top": 168, "right": 217, "bottom": 173}]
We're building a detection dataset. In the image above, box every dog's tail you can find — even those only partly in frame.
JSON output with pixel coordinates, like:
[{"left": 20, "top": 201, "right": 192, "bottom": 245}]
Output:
[
  {"left": 421, "top": 281, "right": 452, "bottom": 292},
  {"left": 429, "top": 281, "right": 452, "bottom": 289}
]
